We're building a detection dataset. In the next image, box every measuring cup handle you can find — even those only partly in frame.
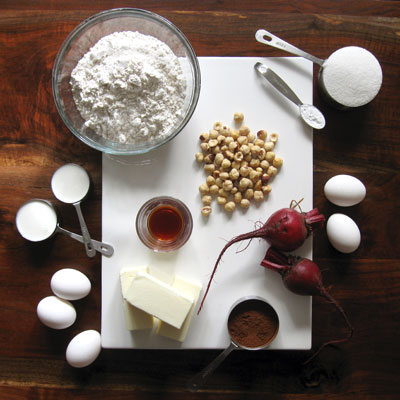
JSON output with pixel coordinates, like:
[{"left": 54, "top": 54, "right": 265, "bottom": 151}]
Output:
[
  {"left": 95, "top": 242, "right": 114, "bottom": 257},
  {"left": 56, "top": 225, "right": 114, "bottom": 257},
  {"left": 73, "top": 202, "right": 96, "bottom": 258},
  {"left": 187, "top": 342, "right": 238, "bottom": 392},
  {"left": 255, "top": 29, "right": 325, "bottom": 67}
]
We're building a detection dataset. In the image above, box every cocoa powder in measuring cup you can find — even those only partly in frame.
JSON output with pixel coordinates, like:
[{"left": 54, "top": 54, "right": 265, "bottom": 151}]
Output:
[{"left": 228, "top": 298, "right": 279, "bottom": 349}]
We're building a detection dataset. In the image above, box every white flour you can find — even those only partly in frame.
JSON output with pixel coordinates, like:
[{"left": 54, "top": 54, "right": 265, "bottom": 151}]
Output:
[
  {"left": 70, "top": 31, "right": 187, "bottom": 144},
  {"left": 321, "top": 46, "right": 382, "bottom": 107}
]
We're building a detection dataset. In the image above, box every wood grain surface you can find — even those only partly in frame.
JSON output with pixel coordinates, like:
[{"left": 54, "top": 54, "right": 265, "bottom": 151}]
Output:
[{"left": 1, "top": 1, "right": 399, "bottom": 399}]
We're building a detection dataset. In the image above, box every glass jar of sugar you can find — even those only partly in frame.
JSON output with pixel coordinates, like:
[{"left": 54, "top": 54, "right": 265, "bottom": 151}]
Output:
[{"left": 318, "top": 46, "right": 383, "bottom": 110}]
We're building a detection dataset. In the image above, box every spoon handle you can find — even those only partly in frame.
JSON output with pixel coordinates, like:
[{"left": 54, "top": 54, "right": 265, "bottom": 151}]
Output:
[
  {"left": 255, "top": 62, "right": 303, "bottom": 106},
  {"left": 56, "top": 225, "right": 114, "bottom": 257},
  {"left": 255, "top": 29, "right": 325, "bottom": 67},
  {"left": 73, "top": 202, "right": 96, "bottom": 258},
  {"left": 187, "top": 342, "right": 238, "bottom": 392}
]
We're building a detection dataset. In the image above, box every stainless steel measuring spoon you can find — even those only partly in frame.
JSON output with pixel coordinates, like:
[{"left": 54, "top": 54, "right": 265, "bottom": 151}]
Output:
[
  {"left": 187, "top": 296, "right": 279, "bottom": 392},
  {"left": 51, "top": 164, "right": 95, "bottom": 257},
  {"left": 255, "top": 29, "right": 325, "bottom": 66},
  {"left": 16, "top": 199, "right": 114, "bottom": 257},
  {"left": 254, "top": 62, "right": 326, "bottom": 130}
]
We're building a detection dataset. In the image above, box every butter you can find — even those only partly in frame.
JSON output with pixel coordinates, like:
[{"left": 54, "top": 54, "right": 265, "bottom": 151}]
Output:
[
  {"left": 119, "top": 267, "right": 154, "bottom": 331},
  {"left": 157, "top": 276, "right": 202, "bottom": 342},
  {"left": 126, "top": 271, "right": 194, "bottom": 329}
]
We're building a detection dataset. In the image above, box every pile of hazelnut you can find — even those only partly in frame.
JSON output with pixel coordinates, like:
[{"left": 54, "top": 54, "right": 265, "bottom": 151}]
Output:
[{"left": 195, "top": 113, "right": 283, "bottom": 216}]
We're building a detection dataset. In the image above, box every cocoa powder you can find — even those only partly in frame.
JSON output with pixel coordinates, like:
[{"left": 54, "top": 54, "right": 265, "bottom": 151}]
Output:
[{"left": 228, "top": 299, "right": 278, "bottom": 348}]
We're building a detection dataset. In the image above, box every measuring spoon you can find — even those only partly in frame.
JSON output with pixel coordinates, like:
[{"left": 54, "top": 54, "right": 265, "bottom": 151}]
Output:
[
  {"left": 51, "top": 164, "right": 95, "bottom": 258},
  {"left": 255, "top": 29, "right": 325, "bottom": 66},
  {"left": 16, "top": 199, "right": 114, "bottom": 257},
  {"left": 187, "top": 296, "right": 279, "bottom": 392},
  {"left": 254, "top": 62, "right": 326, "bottom": 130}
]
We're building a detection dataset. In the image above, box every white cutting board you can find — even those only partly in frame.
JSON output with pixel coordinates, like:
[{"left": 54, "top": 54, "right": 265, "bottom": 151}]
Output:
[{"left": 101, "top": 57, "right": 314, "bottom": 350}]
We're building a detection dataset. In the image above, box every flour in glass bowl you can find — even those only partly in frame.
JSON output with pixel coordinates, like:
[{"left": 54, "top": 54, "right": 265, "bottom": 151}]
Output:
[{"left": 70, "top": 31, "right": 187, "bottom": 145}]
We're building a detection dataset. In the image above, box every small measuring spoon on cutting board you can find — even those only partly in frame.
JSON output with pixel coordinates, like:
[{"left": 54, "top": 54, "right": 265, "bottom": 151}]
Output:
[{"left": 254, "top": 62, "right": 326, "bottom": 130}]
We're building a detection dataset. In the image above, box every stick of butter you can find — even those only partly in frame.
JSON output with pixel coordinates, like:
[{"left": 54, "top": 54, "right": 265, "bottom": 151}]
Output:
[
  {"left": 120, "top": 267, "right": 154, "bottom": 331},
  {"left": 126, "top": 271, "right": 194, "bottom": 329},
  {"left": 157, "top": 276, "right": 202, "bottom": 342}
]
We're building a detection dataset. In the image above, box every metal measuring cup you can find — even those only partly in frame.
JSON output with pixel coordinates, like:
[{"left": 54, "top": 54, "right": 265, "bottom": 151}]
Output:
[
  {"left": 16, "top": 199, "right": 113, "bottom": 257},
  {"left": 51, "top": 163, "right": 96, "bottom": 258},
  {"left": 187, "top": 296, "right": 279, "bottom": 392}
]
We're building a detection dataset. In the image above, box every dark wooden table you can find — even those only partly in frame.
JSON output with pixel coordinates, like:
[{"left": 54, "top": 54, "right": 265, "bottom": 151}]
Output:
[{"left": 1, "top": 1, "right": 399, "bottom": 398}]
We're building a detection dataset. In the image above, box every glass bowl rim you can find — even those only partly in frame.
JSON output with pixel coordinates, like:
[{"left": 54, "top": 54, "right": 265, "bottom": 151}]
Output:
[{"left": 52, "top": 7, "right": 201, "bottom": 155}]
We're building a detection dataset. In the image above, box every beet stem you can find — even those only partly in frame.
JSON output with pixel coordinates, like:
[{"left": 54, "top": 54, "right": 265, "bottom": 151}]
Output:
[
  {"left": 260, "top": 259, "right": 290, "bottom": 275},
  {"left": 197, "top": 227, "right": 266, "bottom": 313},
  {"left": 305, "top": 209, "right": 326, "bottom": 232},
  {"left": 264, "top": 247, "right": 289, "bottom": 265},
  {"left": 304, "top": 208, "right": 320, "bottom": 218}
]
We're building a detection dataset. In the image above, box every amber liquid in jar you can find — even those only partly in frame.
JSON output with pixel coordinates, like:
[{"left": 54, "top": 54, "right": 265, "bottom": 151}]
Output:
[{"left": 148, "top": 205, "right": 184, "bottom": 241}]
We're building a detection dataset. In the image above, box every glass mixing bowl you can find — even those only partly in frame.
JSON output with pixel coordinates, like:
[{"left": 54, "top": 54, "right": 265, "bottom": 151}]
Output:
[{"left": 52, "top": 8, "right": 201, "bottom": 155}]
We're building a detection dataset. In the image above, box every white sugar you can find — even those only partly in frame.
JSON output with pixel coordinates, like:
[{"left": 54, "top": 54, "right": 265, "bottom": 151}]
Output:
[{"left": 321, "top": 46, "right": 382, "bottom": 107}]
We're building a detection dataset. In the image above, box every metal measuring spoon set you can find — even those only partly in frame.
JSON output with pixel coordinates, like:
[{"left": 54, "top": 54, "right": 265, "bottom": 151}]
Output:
[{"left": 255, "top": 29, "right": 326, "bottom": 130}]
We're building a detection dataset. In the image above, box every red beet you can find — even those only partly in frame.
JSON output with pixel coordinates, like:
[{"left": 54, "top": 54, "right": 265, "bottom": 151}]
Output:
[
  {"left": 265, "top": 207, "right": 324, "bottom": 251},
  {"left": 197, "top": 206, "right": 325, "bottom": 313},
  {"left": 261, "top": 247, "right": 353, "bottom": 363}
]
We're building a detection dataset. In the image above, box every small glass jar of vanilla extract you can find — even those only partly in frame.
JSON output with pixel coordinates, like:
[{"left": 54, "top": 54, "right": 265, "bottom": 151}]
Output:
[{"left": 136, "top": 196, "right": 193, "bottom": 252}]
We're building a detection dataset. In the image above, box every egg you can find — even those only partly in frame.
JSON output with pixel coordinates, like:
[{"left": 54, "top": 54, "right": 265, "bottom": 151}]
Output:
[
  {"left": 324, "top": 174, "right": 366, "bottom": 207},
  {"left": 66, "top": 330, "right": 101, "bottom": 368},
  {"left": 51, "top": 268, "right": 91, "bottom": 300},
  {"left": 37, "top": 296, "right": 76, "bottom": 329},
  {"left": 327, "top": 213, "right": 361, "bottom": 253}
]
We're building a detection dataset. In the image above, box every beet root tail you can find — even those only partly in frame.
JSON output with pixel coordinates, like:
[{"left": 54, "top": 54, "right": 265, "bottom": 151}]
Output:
[
  {"left": 197, "top": 228, "right": 266, "bottom": 314},
  {"left": 303, "top": 287, "right": 354, "bottom": 365}
]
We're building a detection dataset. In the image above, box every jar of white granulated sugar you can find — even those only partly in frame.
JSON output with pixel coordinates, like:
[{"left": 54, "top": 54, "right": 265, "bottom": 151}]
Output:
[{"left": 318, "top": 46, "right": 382, "bottom": 109}]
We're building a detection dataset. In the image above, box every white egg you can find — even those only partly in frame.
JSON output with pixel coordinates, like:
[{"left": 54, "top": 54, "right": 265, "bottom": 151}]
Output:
[
  {"left": 66, "top": 330, "right": 101, "bottom": 368},
  {"left": 327, "top": 213, "right": 361, "bottom": 253},
  {"left": 324, "top": 174, "right": 366, "bottom": 207},
  {"left": 37, "top": 296, "right": 76, "bottom": 329},
  {"left": 51, "top": 268, "right": 91, "bottom": 300}
]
